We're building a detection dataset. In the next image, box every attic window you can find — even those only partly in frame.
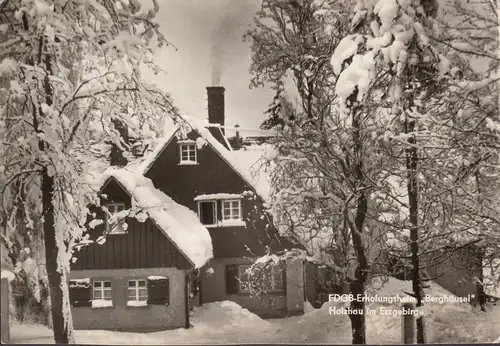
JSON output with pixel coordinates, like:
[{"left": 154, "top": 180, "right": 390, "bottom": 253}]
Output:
[
  {"left": 106, "top": 202, "right": 127, "bottom": 235},
  {"left": 198, "top": 200, "right": 217, "bottom": 226},
  {"left": 179, "top": 141, "right": 197, "bottom": 165},
  {"left": 222, "top": 200, "right": 241, "bottom": 222},
  {"left": 196, "top": 197, "right": 245, "bottom": 228}
]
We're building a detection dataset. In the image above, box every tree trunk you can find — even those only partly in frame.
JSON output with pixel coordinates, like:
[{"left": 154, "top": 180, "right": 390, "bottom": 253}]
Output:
[
  {"left": 348, "top": 99, "right": 369, "bottom": 344},
  {"left": 349, "top": 268, "right": 367, "bottom": 344},
  {"left": 349, "top": 193, "right": 368, "bottom": 344},
  {"left": 405, "top": 119, "right": 425, "bottom": 344},
  {"left": 42, "top": 168, "right": 71, "bottom": 344},
  {"left": 41, "top": 52, "right": 72, "bottom": 344},
  {"left": 474, "top": 172, "right": 486, "bottom": 312}
]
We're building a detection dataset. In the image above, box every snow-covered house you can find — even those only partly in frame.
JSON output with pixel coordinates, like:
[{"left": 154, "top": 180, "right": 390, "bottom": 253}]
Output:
[
  {"left": 138, "top": 86, "right": 303, "bottom": 319},
  {"left": 69, "top": 86, "right": 305, "bottom": 332},
  {"left": 68, "top": 168, "right": 213, "bottom": 332}
]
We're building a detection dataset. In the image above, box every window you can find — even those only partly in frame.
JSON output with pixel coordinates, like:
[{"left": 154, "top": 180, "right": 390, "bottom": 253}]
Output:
[
  {"left": 93, "top": 281, "right": 112, "bottom": 300},
  {"left": 196, "top": 198, "right": 245, "bottom": 227},
  {"left": 263, "top": 265, "right": 284, "bottom": 292},
  {"left": 226, "top": 264, "right": 284, "bottom": 295},
  {"left": 198, "top": 200, "right": 217, "bottom": 226},
  {"left": 69, "top": 279, "right": 92, "bottom": 307},
  {"left": 222, "top": 200, "right": 242, "bottom": 221},
  {"left": 106, "top": 202, "right": 127, "bottom": 234},
  {"left": 179, "top": 142, "right": 197, "bottom": 164},
  {"left": 128, "top": 280, "right": 148, "bottom": 301},
  {"left": 147, "top": 277, "right": 170, "bottom": 305},
  {"left": 238, "top": 264, "right": 251, "bottom": 293}
]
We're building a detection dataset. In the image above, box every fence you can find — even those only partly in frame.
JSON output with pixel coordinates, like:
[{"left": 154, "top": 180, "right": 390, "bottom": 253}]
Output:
[{"left": 1, "top": 277, "right": 9, "bottom": 343}]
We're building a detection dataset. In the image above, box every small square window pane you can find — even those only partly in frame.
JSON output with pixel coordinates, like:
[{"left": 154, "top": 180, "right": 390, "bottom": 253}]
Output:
[
  {"left": 127, "top": 290, "right": 136, "bottom": 299},
  {"left": 138, "top": 280, "right": 146, "bottom": 287},
  {"left": 128, "top": 281, "right": 136, "bottom": 287},
  {"left": 104, "top": 281, "right": 112, "bottom": 288},
  {"left": 94, "top": 281, "right": 102, "bottom": 288},
  {"left": 94, "top": 291, "right": 102, "bottom": 299},
  {"left": 104, "top": 290, "right": 112, "bottom": 299}
]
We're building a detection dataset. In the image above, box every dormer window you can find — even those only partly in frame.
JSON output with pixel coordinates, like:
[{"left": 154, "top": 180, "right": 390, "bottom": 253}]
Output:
[
  {"left": 179, "top": 141, "right": 197, "bottom": 165},
  {"left": 106, "top": 202, "right": 127, "bottom": 234},
  {"left": 194, "top": 194, "right": 245, "bottom": 227},
  {"left": 197, "top": 200, "right": 217, "bottom": 227}
]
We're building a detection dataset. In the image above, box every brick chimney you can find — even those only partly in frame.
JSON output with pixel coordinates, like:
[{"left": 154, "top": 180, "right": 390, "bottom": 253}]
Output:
[{"left": 206, "top": 86, "right": 229, "bottom": 149}]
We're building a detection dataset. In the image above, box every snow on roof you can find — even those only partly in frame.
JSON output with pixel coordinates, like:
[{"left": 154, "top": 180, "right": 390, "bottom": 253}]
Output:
[
  {"left": 1, "top": 270, "right": 15, "bottom": 282},
  {"left": 140, "top": 115, "right": 274, "bottom": 201},
  {"left": 231, "top": 144, "right": 275, "bottom": 201},
  {"left": 194, "top": 193, "right": 242, "bottom": 201},
  {"left": 100, "top": 168, "right": 213, "bottom": 268}
]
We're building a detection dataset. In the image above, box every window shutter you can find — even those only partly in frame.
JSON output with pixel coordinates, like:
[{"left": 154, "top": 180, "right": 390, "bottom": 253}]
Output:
[
  {"left": 69, "top": 281, "right": 92, "bottom": 307},
  {"left": 225, "top": 264, "right": 238, "bottom": 295},
  {"left": 147, "top": 278, "right": 170, "bottom": 305}
]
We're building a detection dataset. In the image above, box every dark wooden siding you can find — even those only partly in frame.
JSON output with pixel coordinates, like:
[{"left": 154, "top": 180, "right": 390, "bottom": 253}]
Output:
[
  {"left": 72, "top": 218, "right": 191, "bottom": 270},
  {"left": 101, "top": 179, "right": 131, "bottom": 207},
  {"left": 144, "top": 131, "right": 296, "bottom": 258},
  {"left": 72, "top": 178, "right": 192, "bottom": 270}
]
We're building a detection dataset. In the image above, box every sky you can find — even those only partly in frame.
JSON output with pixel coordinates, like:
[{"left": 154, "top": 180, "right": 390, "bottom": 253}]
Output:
[{"left": 144, "top": 0, "right": 274, "bottom": 133}]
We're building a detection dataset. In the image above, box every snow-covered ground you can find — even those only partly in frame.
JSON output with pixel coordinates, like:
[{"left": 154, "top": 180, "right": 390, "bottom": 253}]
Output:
[{"left": 9, "top": 278, "right": 500, "bottom": 344}]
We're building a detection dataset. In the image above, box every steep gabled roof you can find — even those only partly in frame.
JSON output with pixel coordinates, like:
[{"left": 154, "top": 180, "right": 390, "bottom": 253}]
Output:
[
  {"left": 98, "top": 168, "right": 213, "bottom": 268},
  {"left": 141, "top": 115, "right": 275, "bottom": 201}
]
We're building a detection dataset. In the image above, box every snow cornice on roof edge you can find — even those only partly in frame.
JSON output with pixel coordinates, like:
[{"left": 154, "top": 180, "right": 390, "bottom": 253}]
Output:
[{"left": 98, "top": 168, "right": 213, "bottom": 268}]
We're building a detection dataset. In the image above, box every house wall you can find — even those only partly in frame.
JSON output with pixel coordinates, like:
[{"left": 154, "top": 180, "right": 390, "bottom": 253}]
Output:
[
  {"left": 72, "top": 217, "right": 191, "bottom": 270},
  {"left": 202, "top": 257, "right": 304, "bottom": 318},
  {"left": 144, "top": 132, "right": 293, "bottom": 258},
  {"left": 72, "top": 180, "right": 191, "bottom": 271},
  {"left": 69, "top": 268, "right": 186, "bottom": 332},
  {"left": 285, "top": 257, "right": 304, "bottom": 316}
]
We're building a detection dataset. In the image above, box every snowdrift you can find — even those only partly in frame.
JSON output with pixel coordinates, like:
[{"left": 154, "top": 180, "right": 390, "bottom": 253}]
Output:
[
  {"left": 190, "top": 301, "right": 269, "bottom": 330},
  {"left": 289, "top": 277, "right": 500, "bottom": 344},
  {"left": 9, "top": 278, "right": 500, "bottom": 344}
]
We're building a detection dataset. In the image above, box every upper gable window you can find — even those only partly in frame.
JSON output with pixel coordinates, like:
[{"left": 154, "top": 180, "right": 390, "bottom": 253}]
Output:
[
  {"left": 179, "top": 141, "right": 197, "bottom": 165},
  {"left": 106, "top": 202, "right": 127, "bottom": 235}
]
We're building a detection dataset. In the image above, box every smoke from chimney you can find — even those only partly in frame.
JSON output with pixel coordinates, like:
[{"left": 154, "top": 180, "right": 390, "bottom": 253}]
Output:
[{"left": 209, "top": 0, "right": 257, "bottom": 86}]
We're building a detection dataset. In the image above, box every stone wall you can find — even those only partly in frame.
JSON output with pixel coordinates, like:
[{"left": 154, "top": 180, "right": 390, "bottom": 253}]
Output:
[{"left": 202, "top": 257, "right": 305, "bottom": 318}]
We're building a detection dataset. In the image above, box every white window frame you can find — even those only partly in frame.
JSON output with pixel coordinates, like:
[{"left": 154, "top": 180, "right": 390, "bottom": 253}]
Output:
[
  {"left": 264, "top": 265, "right": 284, "bottom": 293},
  {"left": 127, "top": 279, "right": 148, "bottom": 301},
  {"left": 105, "top": 202, "right": 127, "bottom": 234},
  {"left": 221, "top": 199, "right": 242, "bottom": 222},
  {"left": 93, "top": 280, "right": 112, "bottom": 300},
  {"left": 197, "top": 200, "right": 217, "bottom": 227},
  {"left": 179, "top": 142, "right": 197, "bottom": 165},
  {"left": 238, "top": 264, "right": 251, "bottom": 293}
]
